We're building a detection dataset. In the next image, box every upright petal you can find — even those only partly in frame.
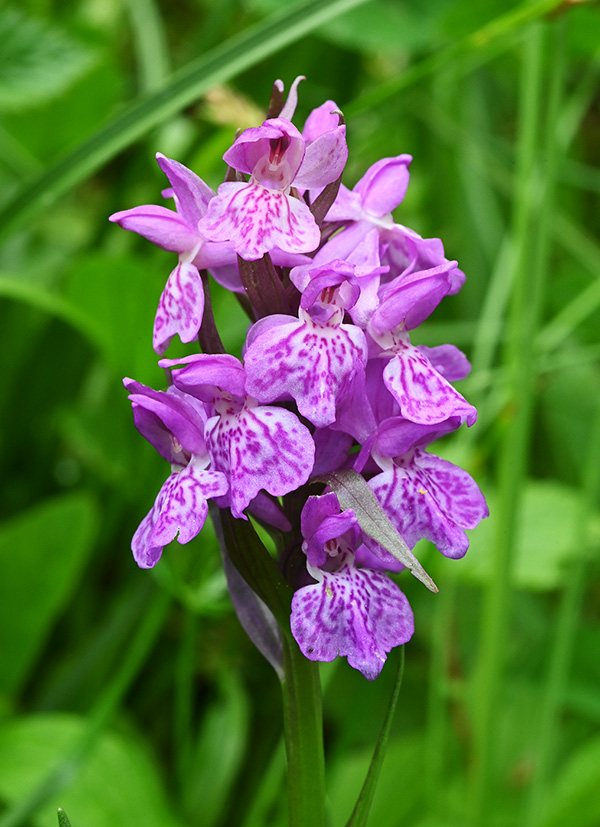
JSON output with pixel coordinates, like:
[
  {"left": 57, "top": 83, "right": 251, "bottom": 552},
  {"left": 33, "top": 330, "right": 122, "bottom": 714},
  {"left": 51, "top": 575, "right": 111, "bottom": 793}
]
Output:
[{"left": 156, "top": 153, "right": 215, "bottom": 224}]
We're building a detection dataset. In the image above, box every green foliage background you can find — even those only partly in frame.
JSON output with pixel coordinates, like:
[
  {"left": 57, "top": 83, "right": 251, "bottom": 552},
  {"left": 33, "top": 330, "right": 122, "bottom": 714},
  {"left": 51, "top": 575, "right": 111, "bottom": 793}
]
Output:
[{"left": 0, "top": 0, "right": 599, "bottom": 825}]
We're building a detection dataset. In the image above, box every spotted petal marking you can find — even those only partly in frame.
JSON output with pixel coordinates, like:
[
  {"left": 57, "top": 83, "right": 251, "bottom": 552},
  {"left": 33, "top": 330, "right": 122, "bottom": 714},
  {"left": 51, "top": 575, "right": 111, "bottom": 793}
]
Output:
[
  {"left": 153, "top": 261, "right": 204, "bottom": 355},
  {"left": 198, "top": 181, "right": 320, "bottom": 261},
  {"left": 132, "top": 459, "right": 228, "bottom": 568},
  {"left": 205, "top": 402, "right": 315, "bottom": 519},
  {"left": 244, "top": 316, "right": 368, "bottom": 428},
  {"left": 369, "top": 449, "right": 488, "bottom": 558},
  {"left": 383, "top": 341, "right": 477, "bottom": 426},
  {"left": 290, "top": 552, "right": 414, "bottom": 680}
]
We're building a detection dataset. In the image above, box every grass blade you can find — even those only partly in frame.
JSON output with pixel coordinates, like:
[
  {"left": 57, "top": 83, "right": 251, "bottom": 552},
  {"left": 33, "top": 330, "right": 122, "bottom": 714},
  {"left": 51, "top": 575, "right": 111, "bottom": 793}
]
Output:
[{"left": 0, "top": 0, "right": 371, "bottom": 243}]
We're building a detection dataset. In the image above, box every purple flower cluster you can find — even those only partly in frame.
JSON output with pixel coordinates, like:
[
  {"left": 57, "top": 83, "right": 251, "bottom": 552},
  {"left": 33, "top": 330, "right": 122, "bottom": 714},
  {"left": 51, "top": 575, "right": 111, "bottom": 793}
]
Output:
[{"left": 111, "top": 78, "right": 487, "bottom": 680}]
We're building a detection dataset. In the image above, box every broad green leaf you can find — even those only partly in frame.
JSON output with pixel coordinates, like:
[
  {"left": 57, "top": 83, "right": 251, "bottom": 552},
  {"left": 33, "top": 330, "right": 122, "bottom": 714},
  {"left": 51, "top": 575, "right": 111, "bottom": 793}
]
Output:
[
  {"left": 0, "top": 714, "right": 182, "bottom": 827},
  {"left": 0, "top": 493, "right": 98, "bottom": 693},
  {"left": 317, "top": 469, "right": 438, "bottom": 593},
  {"left": 0, "top": 7, "right": 95, "bottom": 111},
  {"left": 0, "top": 0, "right": 371, "bottom": 241},
  {"left": 453, "top": 481, "right": 600, "bottom": 591}
]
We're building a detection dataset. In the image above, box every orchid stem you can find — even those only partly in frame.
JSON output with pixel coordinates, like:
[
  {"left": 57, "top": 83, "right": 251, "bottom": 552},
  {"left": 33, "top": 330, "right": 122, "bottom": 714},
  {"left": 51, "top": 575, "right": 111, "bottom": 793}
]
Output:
[{"left": 281, "top": 637, "right": 327, "bottom": 827}]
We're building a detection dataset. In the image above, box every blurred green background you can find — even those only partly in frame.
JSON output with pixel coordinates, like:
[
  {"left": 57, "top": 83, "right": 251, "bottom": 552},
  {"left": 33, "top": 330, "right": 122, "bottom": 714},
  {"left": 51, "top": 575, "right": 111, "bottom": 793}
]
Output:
[{"left": 0, "top": 0, "right": 599, "bottom": 825}]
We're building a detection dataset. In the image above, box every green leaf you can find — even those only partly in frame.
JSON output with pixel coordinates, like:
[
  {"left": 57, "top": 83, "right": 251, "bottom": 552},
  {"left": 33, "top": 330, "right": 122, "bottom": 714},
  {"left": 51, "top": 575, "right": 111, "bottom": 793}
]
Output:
[
  {"left": 0, "top": 714, "right": 183, "bottom": 827},
  {"left": 0, "top": 493, "right": 98, "bottom": 693},
  {"left": 57, "top": 809, "right": 72, "bottom": 827},
  {"left": 317, "top": 469, "right": 438, "bottom": 593},
  {"left": 0, "top": 0, "right": 371, "bottom": 242},
  {"left": 346, "top": 648, "right": 405, "bottom": 827},
  {"left": 0, "top": 7, "right": 95, "bottom": 111}
]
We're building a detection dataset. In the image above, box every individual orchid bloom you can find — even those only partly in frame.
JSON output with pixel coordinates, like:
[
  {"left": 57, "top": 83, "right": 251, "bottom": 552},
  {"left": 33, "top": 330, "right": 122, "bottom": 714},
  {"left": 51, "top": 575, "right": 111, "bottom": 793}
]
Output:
[
  {"left": 324, "top": 155, "right": 465, "bottom": 292},
  {"left": 244, "top": 260, "right": 369, "bottom": 428},
  {"left": 160, "top": 353, "right": 315, "bottom": 519},
  {"left": 291, "top": 493, "right": 414, "bottom": 680},
  {"left": 124, "top": 378, "right": 229, "bottom": 568},
  {"left": 198, "top": 113, "right": 348, "bottom": 261},
  {"left": 367, "top": 264, "right": 477, "bottom": 426},
  {"left": 110, "top": 154, "right": 240, "bottom": 354},
  {"left": 368, "top": 417, "right": 489, "bottom": 559}
]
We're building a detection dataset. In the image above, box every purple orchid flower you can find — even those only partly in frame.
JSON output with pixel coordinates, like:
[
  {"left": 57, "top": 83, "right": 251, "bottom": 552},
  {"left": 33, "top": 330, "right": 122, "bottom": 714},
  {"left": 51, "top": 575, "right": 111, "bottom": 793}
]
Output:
[
  {"left": 160, "top": 353, "right": 316, "bottom": 519},
  {"left": 368, "top": 418, "right": 489, "bottom": 559},
  {"left": 291, "top": 493, "right": 414, "bottom": 680},
  {"left": 124, "top": 378, "right": 229, "bottom": 568},
  {"left": 244, "top": 260, "right": 369, "bottom": 428},
  {"left": 366, "top": 263, "right": 477, "bottom": 426},
  {"left": 198, "top": 111, "right": 348, "bottom": 260}
]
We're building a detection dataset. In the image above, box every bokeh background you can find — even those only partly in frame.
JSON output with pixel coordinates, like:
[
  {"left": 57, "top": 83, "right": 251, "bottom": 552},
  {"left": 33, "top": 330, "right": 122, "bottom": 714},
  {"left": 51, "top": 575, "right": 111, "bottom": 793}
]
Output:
[{"left": 1, "top": 0, "right": 599, "bottom": 825}]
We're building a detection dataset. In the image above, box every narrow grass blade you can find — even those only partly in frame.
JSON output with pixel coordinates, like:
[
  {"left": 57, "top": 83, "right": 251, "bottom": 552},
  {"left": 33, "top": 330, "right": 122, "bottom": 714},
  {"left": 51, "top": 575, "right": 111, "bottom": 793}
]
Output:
[
  {"left": 346, "top": 647, "right": 405, "bottom": 827},
  {"left": 0, "top": 0, "right": 371, "bottom": 243}
]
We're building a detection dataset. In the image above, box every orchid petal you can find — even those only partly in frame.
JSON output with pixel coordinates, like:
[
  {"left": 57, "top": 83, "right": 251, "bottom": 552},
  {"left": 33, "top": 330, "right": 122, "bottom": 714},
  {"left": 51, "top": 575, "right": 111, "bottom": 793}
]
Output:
[
  {"left": 369, "top": 450, "right": 488, "bottom": 558},
  {"left": 291, "top": 552, "right": 414, "bottom": 680},
  {"left": 383, "top": 342, "right": 477, "bottom": 426},
  {"left": 109, "top": 205, "right": 198, "bottom": 252},
  {"left": 244, "top": 315, "right": 368, "bottom": 428},
  {"left": 206, "top": 402, "right": 315, "bottom": 518},
  {"left": 156, "top": 153, "right": 215, "bottom": 224},
  {"left": 132, "top": 459, "right": 228, "bottom": 568},
  {"left": 153, "top": 262, "right": 204, "bottom": 355},
  {"left": 199, "top": 181, "right": 320, "bottom": 260}
]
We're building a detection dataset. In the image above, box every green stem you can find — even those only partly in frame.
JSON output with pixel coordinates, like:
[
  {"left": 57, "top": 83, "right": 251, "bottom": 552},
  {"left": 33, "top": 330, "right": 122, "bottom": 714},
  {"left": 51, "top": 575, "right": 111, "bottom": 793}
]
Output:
[{"left": 281, "top": 637, "right": 327, "bottom": 827}]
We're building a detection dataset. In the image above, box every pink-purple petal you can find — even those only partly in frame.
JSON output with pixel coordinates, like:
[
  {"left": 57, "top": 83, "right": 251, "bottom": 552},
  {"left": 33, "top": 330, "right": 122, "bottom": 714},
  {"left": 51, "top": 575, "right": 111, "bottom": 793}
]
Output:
[
  {"left": 369, "top": 450, "right": 488, "bottom": 558},
  {"left": 199, "top": 182, "right": 320, "bottom": 260},
  {"left": 132, "top": 460, "right": 228, "bottom": 568},
  {"left": 244, "top": 316, "right": 368, "bottom": 428},
  {"left": 355, "top": 154, "right": 412, "bottom": 216},
  {"left": 383, "top": 343, "right": 477, "bottom": 426},
  {"left": 290, "top": 553, "right": 414, "bottom": 680},
  {"left": 109, "top": 205, "right": 199, "bottom": 252},
  {"left": 156, "top": 153, "right": 214, "bottom": 224},
  {"left": 153, "top": 262, "right": 204, "bottom": 355},
  {"left": 206, "top": 403, "right": 315, "bottom": 518},
  {"left": 294, "top": 126, "right": 348, "bottom": 190}
]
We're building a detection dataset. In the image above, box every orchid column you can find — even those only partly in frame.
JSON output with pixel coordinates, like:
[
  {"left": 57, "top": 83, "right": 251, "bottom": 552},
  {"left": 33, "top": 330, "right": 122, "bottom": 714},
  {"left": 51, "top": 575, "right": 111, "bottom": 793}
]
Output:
[{"left": 110, "top": 76, "right": 487, "bottom": 827}]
